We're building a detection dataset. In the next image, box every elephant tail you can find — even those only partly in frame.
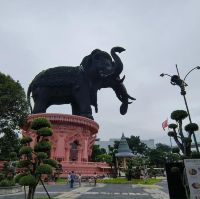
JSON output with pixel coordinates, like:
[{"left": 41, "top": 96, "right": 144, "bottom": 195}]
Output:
[{"left": 27, "top": 83, "right": 33, "bottom": 114}]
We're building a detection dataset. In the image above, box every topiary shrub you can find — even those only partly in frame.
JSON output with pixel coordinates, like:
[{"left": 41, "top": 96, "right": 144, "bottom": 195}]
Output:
[
  {"left": 171, "top": 110, "right": 188, "bottom": 121},
  {"left": 182, "top": 137, "right": 192, "bottom": 143},
  {"left": 171, "top": 167, "right": 180, "bottom": 173},
  {"left": 36, "top": 152, "right": 48, "bottom": 160},
  {"left": 0, "top": 180, "right": 15, "bottom": 187},
  {"left": 19, "top": 146, "right": 33, "bottom": 155},
  {"left": 172, "top": 147, "right": 180, "bottom": 153},
  {"left": 43, "top": 159, "right": 57, "bottom": 168},
  {"left": 36, "top": 164, "right": 52, "bottom": 174},
  {"left": 20, "top": 137, "right": 33, "bottom": 145},
  {"left": 168, "top": 123, "right": 178, "bottom": 129},
  {"left": 34, "top": 141, "right": 52, "bottom": 152},
  {"left": 9, "top": 152, "right": 17, "bottom": 159},
  {"left": 36, "top": 127, "right": 53, "bottom": 137},
  {"left": 30, "top": 117, "right": 51, "bottom": 130},
  {"left": 17, "top": 160, "right": 31, "bottom": 168},
  {"left": 168, "top": 131, "right": 176, "bottom": 137},
  {"left": 185, "top": 123, "right": 199, "bottom": 132},
  {"left": 191, "top": 151, "right": 200, "bottom": 159},
  {"left": 19, "top": 175, "right": 36, "bottom": 186},
  {"left": 14, "top": 173, "right": 27, "bottom": 183}
]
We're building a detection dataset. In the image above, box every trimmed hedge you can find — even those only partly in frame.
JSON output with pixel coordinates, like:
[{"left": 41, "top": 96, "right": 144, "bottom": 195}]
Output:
[
  {"left": 30, "top": 117, "right": 51, "bottom": 130},
  {"left": 191, "top": 151, "right": 200, "bottom": 159},
  {"left": 185, "top": 123, "right": 199, "bottom": 132},
  {"left": 180, "top": 155, "right": 189, "bottom": 160},
  {"left": 182, "top": 137, "right": 192, "bottom": 143},
  {"left": 19, "top": 175, "right": 36, "bottom": 186},
  {"left": 34, "top": 141, "right": 52, "bottom": 152},
  {"left": 43, "top": 159, "right": 57, "bottom": 168},
  {"left": 36, "top": 164, "right": 52, "bottom": 174},
  {"left": 171, "top": 167, "right": 180, "bottom": 173},
  {"left": 37, "top": 152, "right": 48, "bottom": 160},
  {"left": 20, "top": 137, "right": 33, "bottom": 144},
  {"left": 17, "top": 160, "right": 31, "bottom": 168},
  {"left": 0, "top": 180, "right": 15, "bottom": 187},
  {"left": 14, "top": 173, "right": 27, "bottom": 183},
  {"left": 172, "top": 147, "right": 180, "bottom": 153},
  {"left": 168, "top": 123, "right": 178, "bottom": 129},
  {"left": 171, "top": 110, "right": 188, "bottom": 121},
  {"left": 36, "top": 127, "right": 53, "bottom": 137},
  {"left": 168, "top": 131, "right": 176, "bottom": 137},
  {"left": 19, "top": 146, "right": 33, "bottom": 155}
]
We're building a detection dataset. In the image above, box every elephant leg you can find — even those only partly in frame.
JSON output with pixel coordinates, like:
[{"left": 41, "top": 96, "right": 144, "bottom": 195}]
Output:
[
  {"left": 32, "top": 88, "right": 48, "bottom": 114},
  {"left": 71, "top": 101, "right": 80, "bottom": 116},
  {"left": 72, "top": 85, "right": 93, "bottom": 120}
]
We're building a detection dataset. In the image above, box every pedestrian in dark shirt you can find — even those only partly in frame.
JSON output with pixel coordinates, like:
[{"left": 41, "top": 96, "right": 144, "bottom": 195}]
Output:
[{"left": 70, "top": 171, "right": 75, "bottom": 188}]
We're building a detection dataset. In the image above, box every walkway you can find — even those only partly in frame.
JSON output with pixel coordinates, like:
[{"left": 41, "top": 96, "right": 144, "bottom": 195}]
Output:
[{"left": 0, "top": 180, "right": 169, "bottom": 199}]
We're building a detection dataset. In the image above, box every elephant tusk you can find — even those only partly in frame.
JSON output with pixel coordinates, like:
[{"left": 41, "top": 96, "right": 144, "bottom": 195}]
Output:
[
  {"left": 127, "top": 94, "right": 136, "bottom": 100},
  {"left": 116, "top": 75, "right": 125, "bottom": 83}
]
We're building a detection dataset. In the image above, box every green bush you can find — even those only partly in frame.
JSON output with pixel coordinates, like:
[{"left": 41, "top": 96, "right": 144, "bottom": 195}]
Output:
[
  {"left": 17, "top": 160, "right": 31, "bottom": 168},
  {"left": 12, "top": 157, "right": 19, "bottom": 161},
  {"left": 12, "top": 162, "right": 17, "bottom": 167},
  {"left": 0, "top": 180, "right": 15, "bottom": 187},
  {"left": 185, "top": 123, "right": 199, "bottom": 132},
  {"left": 36, "top": 164, "right": 52, "bottom": 174},
  {"left": 171, "top": 167, "right": 180, "bottom": 173},
  {"left": 168, "top": 123, "right": 178, "bottom": 129},
  {"left": 34, "top": 141, "right": 52, "bottom": 152},
  {"left": 19, "top": 146, "right": 33, "bottom": 155},
  {"left": 180, "top": 155, "right": 189, "bottom": 160},
  {"left": 191, "top": 151, "right": 200, "bottom": 159},
  {"left": 14, "top": 173, "right": 27, "bottom": 183},
  {"left": 43, "top": 159, "right": 57, "bottom": 168},
  {"left": 168, "top": 131, "right": 176, "bottom": 137},
  {"left": 9, "top": 152, "right": 17, "bottom": 159},
  {"left": 182, "top": 137, "right": 192, "bottom": 143},
  {"left": 0, "top": 174, "right": 5, "bottom": 182},
  {"left": 171, "top": 110, "right": 188, "bottom": 121},
  {"left": 37, "top": 152, "right": 48, "bottom": 160},
  {"left": 36, "top": 127, "right": 53, "bottom": 137},
  {"left": 30, "top": 117, "right": 51, "bottom": 130},
  {"left": 172, "top": 147, "right": 180, "bottom": 153},
  {"left": 19, "top": 175, "right": 36, "bottom": 186},
  {"left": 5, "top": 158, "right": 10, "bottom": 162},
  {"left": 20, "top": 137, "right": 33, "bottom": 145}
]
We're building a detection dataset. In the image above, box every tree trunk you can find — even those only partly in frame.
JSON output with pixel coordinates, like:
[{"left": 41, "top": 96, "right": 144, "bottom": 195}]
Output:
[{"left": 27, "top": 185, "right": 36, "bottom": 199}]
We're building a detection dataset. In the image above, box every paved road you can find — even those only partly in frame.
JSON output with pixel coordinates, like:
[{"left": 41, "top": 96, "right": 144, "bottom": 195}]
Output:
[{"left": 0, "top": 180, "right": 169, "bottom": 199}]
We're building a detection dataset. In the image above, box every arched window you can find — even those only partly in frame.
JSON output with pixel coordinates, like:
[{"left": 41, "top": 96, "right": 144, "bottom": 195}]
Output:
[{"left": 69, "top": 141, "right": 78, "bottom": 161}]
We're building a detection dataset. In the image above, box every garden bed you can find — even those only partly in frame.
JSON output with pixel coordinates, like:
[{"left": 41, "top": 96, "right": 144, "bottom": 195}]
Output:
[{"left": 0, "top": 185, "right": 22, "bottom": 195}]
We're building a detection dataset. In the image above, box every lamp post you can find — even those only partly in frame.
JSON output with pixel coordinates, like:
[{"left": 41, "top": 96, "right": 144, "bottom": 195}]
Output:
[{"left": 160, "top": 65, "right": 200, "bottom": 153}]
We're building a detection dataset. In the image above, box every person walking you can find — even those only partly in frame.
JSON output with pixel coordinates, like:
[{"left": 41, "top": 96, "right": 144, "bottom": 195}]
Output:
[
  {"left": 78, "top": 173, "right": 82, "bottom": 187},
  {"left": 67, "top": 172, "right": 71, "bottom": 186},
  {"left": 89, "top": 177, "right": 92, "bottom": 186},
  {"left": 70, "top": 171, "right": 75, "bottom": 188},
  {"left": 94, "top": 172, "right": 97, "bottom": 187}
]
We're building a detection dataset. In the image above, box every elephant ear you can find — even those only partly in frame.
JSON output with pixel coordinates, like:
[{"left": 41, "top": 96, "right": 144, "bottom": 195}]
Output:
[{"left": 80, "top": 49, "right": 101, "bottom": 76}]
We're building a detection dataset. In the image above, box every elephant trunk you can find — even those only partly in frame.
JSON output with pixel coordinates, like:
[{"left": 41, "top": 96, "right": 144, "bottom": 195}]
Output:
[
  {"left": 111, "top": 47, "right": 126, "bottom": 78},
  {"left": 114, "top": 83, "right": 136, "bottom": 115}
]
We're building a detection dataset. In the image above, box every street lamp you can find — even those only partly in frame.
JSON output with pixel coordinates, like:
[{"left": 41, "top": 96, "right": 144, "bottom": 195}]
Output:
[{"left": 160, "top": 65, "right": 200, "bottom": 153}]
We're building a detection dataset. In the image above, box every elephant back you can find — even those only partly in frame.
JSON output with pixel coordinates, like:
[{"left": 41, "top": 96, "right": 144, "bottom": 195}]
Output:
[{"left": 32, "top": 66, "right": 82, "bottom": 88}]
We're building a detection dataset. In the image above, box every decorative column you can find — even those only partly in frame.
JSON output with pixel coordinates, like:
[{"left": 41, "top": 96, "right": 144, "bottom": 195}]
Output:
[
  {"left": 77, "top": 146, "right": 82, "bottom": 162},
  {"left": 123, "top": 157, "right": 126, "bottom": 168},
  {"left": 83, "top": 138, "right": 88, "bottom": 162},
  {"left": 65, "top": 148, "right": 70, "bottom": 161}
]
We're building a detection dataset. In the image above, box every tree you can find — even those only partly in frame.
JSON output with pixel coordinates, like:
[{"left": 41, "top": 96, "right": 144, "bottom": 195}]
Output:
[
  {"left": 96, "top": 154, "right": 112, "bottom": 163},
  {"left": 0, "top": 72, "right": 29, "bottom": 134},
  {"left": 114, "top": 135, "right": 148, "bottom": 155},
  {"left": 91, "top": 145, "right": 106, "bottom": 162},
  {"left": 0, "top": 129, "right": 21, "bottom": 160},
  {"left": 168, "top": 110, "right": 199, "bottom": 157},
  {"left": 15, "top": 117, "right": 56, "bottom": 199}
]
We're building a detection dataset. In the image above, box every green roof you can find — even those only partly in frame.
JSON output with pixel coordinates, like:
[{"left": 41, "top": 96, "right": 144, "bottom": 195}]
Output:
[{"left": 115, "top": 133, "right": 136, "bottom": 157}]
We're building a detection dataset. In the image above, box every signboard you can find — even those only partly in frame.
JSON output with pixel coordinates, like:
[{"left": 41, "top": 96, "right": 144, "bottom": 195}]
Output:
[{"left": 184, "top": 159, "right": 200, "bottom": 199}]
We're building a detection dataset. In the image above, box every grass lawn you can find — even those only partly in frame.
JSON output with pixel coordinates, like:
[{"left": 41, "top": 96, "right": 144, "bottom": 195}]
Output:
[
  {"left": 97, "top": 178, "right": 162, "bottom": 185},
  {"left": 56, "top": 178, "right": 67, "bottom": 183}
]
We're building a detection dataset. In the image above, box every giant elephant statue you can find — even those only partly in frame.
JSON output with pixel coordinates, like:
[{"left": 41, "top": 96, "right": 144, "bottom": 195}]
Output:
[{"left": 27, "top": 46, "right": 135, "bottom": 120}]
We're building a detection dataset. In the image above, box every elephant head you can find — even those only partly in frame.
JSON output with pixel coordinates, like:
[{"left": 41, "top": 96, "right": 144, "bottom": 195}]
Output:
[{"left": 81, "top": 46, "right": 136, "bottom": 115}]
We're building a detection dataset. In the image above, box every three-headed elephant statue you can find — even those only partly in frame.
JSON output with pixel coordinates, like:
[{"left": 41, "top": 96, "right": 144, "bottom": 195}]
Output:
[{"left": 27, "top": 46, "right": 136, "bottom": 120}]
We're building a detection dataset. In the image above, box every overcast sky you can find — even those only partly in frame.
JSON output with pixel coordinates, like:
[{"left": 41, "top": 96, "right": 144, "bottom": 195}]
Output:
[{"left": 1, "top": 0, "right": 200, "bottom": 146}]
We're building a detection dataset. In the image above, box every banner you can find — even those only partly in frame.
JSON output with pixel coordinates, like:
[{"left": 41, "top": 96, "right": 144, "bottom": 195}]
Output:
[{"left": 184, "top": 159, "right": 200, "bottom": 198}]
